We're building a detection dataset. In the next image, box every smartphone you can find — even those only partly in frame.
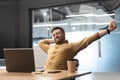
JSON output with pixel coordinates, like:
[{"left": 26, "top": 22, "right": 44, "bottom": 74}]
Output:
[{"left": 47, "top": 70, "right": 61, "bottom": 73}]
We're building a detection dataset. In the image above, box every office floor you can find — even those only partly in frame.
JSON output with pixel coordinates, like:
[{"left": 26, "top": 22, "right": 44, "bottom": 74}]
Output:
[{"left": 76, "top": 72, "right": 120, "bottom": 80}]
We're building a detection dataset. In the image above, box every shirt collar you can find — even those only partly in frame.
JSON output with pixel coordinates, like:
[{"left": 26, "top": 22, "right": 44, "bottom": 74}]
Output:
[{"left": 56, "top": 40, "right": 68, "bottom": 45}]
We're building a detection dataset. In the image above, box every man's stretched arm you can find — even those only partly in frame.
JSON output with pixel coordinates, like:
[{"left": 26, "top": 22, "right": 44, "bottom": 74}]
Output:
[{"left": 72, "top": 21, "right": 117, "bottom": 54}]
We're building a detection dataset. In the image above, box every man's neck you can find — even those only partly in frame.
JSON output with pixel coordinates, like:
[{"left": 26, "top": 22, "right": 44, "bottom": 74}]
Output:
[{"left": 56, "top": 40, "right": 68, "bottom": 45}]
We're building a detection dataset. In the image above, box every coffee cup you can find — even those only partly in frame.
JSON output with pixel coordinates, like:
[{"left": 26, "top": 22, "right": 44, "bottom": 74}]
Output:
[{"left": 67, "top": 60, "right": 76, "bottom": 73}]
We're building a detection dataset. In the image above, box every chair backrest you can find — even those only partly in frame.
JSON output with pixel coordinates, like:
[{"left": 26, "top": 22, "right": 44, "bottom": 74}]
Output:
[{"left": 72, "top": 59, "right": 79, "bottom": 70}]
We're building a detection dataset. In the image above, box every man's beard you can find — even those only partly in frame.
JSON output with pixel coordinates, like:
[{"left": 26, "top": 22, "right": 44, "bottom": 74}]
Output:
[
  {"left": 55, "top": 37, "right": 65, "bottom": 44},
  {"left": 55, "top": 38, "right": 62, "bottom": 43}
]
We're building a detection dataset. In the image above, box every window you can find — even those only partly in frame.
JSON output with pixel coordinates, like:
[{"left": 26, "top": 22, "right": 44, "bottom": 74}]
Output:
[{"left": 31, "top": 2, "right": 114, "bottom": 46}]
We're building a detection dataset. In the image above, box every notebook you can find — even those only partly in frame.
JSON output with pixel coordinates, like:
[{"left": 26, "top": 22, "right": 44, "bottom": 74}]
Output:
[{"left": 3, "top": 48, "right": 35, "bottom": 72}]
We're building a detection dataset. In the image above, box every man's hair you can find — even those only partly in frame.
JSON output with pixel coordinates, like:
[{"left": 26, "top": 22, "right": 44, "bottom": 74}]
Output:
[{"left": 51, "top": 26, "right": 65, "bottom": 33}]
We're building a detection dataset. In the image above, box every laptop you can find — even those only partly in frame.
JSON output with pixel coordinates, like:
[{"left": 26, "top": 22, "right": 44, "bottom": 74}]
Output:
[{"left": 3, "top": 48, "right": 35, "bottom": 72}]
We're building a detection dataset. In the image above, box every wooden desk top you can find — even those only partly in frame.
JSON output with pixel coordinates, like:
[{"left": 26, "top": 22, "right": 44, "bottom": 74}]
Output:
[
  {"left": 0, "top": 69, "right": 91, "bottom": 80},
  {"left": 1, "top": 67, "right": 120, "bottom": 80}
]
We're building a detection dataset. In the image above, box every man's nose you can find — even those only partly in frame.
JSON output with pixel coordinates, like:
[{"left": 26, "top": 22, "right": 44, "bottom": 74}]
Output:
[{"left": 54, "top": 34, "right": 58, "bottom": 38}]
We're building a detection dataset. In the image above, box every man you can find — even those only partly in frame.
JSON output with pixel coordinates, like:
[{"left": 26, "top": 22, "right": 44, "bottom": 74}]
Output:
[{"left": 38, "top": 21, "right": 116, "bottom": 70}]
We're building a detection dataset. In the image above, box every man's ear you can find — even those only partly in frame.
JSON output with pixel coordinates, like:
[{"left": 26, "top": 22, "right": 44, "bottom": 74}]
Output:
[
  {"left": 63, "top": 32, "right": 66, "bottom": 39},
  {"left": 63, "top": 32, "right": 65, "bottom": 36}
]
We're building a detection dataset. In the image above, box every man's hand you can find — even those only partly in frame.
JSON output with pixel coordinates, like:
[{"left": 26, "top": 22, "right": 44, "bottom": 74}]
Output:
[
  {"left": 99, "top": 21, "right": 117, "bottom": 37},
  {"left": 108, "top": 21, "right": 117, "bottom": 32},
  {"left": 45, "top": 39, "right": 55, "bottom": 44}
]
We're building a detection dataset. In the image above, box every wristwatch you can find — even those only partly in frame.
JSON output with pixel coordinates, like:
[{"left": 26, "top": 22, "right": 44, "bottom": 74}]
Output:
[{"left": 106, "top": 29, "right": 110, "bottom": 34}]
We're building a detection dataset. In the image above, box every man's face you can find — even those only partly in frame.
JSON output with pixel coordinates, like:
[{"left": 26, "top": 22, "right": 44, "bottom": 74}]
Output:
[{"left": 52, "top": 29, "right": 65, "bottom": 44}]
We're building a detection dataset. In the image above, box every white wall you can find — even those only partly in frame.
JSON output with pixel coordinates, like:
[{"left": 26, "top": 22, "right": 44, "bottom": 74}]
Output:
[{"left": 33, "top": 46, "right": 47, "bottom": 69}]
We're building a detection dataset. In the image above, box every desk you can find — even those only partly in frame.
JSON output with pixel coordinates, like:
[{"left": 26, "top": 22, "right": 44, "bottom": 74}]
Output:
[
  {"left": 1, "top": 68, "right": 120, "bottom": 80},
  {"left": 0, "top": 69, "right": 91, "bottom": 80}
]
